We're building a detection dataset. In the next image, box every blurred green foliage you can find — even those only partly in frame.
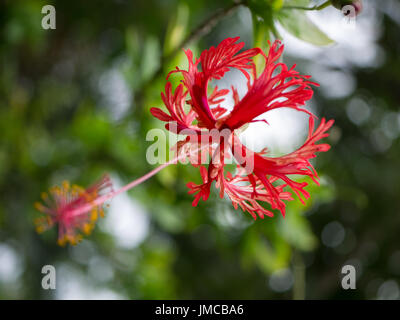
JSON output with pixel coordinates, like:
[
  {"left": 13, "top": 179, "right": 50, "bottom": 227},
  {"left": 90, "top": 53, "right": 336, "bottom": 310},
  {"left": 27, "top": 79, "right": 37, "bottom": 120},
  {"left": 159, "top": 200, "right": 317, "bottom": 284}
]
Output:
[{"left": 0, "top": 0, "right": 399, "bottom": 300}]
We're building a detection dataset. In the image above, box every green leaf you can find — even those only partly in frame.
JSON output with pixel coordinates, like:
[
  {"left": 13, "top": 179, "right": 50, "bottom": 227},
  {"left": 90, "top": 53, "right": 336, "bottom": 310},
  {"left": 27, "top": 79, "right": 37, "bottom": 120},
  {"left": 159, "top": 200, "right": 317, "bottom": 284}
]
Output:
[
  {"left": 163, "top": 2, "right": 189, "bottom": 56},
  {"left": 278, "top": 207, "right": 318, "bottom": 251},
  {"left": 272, "top": 0, "right": 285, "bottom": 11},
  {"left": 277, "top": 9, "right": 334, "bottom": 46}
]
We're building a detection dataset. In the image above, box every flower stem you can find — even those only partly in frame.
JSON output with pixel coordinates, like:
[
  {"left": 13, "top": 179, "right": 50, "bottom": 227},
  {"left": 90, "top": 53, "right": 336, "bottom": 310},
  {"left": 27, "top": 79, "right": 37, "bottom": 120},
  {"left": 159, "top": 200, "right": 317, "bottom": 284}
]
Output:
[
  {"left": 70, "top": 145, "right": 209, "bottom": 217},
  {"left": 70, "top": 159, "right": 177, "bottom": 217}
]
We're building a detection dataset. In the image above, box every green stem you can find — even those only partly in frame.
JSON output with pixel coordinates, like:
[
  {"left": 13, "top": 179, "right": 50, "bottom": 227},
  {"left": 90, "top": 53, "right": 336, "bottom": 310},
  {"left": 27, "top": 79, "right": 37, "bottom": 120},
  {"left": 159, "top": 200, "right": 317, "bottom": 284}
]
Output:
[
  {"left": 282, "top": 0, "right": 331, "bottom": 11},
  {"left": 165, "top": 0, "right": 245, "bottom": 63},
  {"left": 293, "top": 250, "right": 306, "bottom": 300},
  {"left": 142, "top": 0, "right": 245, "bottom": 91}
]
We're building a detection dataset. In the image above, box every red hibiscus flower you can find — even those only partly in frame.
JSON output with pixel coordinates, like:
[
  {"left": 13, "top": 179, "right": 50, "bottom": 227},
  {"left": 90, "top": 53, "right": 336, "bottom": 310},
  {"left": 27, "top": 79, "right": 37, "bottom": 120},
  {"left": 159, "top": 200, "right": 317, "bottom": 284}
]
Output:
[
  {"left": 35, "top": 37, "right": 334, "bottom": 246},
  {"left": 151, "top": 37, "right": 334, "bottom": 219}
]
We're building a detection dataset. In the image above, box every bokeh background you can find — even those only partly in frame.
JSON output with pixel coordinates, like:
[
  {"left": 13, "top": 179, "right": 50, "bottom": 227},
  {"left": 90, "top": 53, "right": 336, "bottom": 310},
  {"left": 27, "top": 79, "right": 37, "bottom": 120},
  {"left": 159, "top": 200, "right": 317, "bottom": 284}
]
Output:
[{"left": 1, "top": 0, "right": 400, "bottom": 299}]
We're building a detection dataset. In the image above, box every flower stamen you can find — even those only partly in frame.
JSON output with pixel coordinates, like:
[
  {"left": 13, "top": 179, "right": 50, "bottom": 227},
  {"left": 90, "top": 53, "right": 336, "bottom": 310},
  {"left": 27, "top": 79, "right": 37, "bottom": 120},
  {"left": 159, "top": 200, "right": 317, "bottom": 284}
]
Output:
[{"left": 34, "top": 175, "right": 112, "bottom": 246}]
